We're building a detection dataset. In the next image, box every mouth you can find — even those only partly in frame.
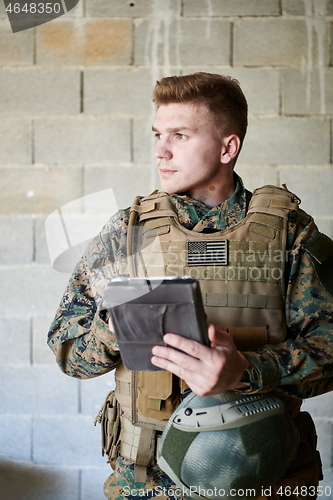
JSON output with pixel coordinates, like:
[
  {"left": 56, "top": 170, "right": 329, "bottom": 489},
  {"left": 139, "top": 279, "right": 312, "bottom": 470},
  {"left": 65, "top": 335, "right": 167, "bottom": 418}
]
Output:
[{"left": 159, "top": 167, "right": 177, "bottom": 178}]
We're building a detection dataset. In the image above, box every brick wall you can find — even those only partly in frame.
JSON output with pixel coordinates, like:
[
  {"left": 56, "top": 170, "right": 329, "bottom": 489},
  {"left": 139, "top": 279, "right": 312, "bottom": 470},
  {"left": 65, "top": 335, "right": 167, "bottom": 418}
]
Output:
[{"left": 0, "top": 1, "right": 332, "bottom": 499}]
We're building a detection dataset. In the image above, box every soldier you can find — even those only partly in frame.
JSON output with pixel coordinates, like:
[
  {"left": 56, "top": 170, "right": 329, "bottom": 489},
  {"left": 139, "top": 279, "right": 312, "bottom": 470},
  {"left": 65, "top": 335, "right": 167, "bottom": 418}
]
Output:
[{"left": 48, "top": 73, "right": 332, "bottom": 499}]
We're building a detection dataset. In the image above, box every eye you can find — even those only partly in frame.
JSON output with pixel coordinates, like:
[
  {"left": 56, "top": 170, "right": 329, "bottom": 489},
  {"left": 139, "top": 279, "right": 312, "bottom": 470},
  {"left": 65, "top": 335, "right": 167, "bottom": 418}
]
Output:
[
  {"left": 154, "top": 133, "right": 161, "bottom": 140},
  {"left": 175, "top": 133, "right": 187, "bottom": 140}
]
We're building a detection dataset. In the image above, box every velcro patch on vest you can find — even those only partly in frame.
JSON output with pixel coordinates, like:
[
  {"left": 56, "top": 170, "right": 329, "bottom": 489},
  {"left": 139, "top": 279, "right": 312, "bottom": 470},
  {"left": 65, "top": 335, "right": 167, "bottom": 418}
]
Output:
[
  {"left": 250, "top": 222, "right": 276, "bottom": 239},
  {"left": 187, "top": 240, "right": 227, "bottom": 266}
]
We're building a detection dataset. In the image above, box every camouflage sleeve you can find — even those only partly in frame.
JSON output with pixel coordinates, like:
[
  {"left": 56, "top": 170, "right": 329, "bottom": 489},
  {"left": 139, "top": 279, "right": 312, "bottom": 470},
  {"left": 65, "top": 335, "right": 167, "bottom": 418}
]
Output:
[
  {"left": 47, "top": 210, "right": 130, "bottom": 379},
  {"left": 241, "top": 211, "right": 333, "bottom": 399}
]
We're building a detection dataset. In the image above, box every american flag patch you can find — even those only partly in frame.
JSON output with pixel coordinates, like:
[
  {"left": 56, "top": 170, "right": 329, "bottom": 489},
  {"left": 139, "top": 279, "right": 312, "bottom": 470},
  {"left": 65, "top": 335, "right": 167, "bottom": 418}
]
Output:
[{"left": 187, "top": 240, "right": 228, "bottom": 266}]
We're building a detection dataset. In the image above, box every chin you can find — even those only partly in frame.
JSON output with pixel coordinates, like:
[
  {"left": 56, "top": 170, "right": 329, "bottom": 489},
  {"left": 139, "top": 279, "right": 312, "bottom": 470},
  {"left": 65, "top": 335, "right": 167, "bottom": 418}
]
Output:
[{"left": 160, "top": 181, "right": 186, "bottom": 195}]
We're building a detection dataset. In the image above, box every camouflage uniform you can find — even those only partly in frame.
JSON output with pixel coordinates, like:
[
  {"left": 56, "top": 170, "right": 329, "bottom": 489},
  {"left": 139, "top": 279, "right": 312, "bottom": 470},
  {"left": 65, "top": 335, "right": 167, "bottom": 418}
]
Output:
[
  {"left": 104, "top": 456, "right": 192, "bottom": 500},
  {"left": 48, "top": 174, "right": 333, "bottom": 499}
]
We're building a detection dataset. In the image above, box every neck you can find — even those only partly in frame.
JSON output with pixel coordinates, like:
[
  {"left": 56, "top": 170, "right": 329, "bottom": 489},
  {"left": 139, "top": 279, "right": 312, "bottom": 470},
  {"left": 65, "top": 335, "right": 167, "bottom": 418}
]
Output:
[{"left": 188, "top": 172, "right": 235, "bottom": 209}]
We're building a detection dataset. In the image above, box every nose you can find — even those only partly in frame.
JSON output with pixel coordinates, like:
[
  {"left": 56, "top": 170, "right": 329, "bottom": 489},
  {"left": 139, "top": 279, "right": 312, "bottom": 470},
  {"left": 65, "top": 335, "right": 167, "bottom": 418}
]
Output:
[{"left": 154, "top": 138, "right": 172, "bottom": 161}]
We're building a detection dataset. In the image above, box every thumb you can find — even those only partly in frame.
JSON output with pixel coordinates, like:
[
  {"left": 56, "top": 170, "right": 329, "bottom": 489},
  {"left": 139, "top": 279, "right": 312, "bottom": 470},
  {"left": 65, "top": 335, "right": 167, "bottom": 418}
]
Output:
[{"left": 208, "top": 324, "right": 235, "bottom": 349}]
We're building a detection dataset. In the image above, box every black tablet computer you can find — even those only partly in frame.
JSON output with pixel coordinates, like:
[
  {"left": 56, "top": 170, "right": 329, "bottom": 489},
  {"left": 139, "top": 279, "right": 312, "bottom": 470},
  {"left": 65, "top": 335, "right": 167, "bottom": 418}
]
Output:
[{"left": 104, "top": 277, "right": 208, "bottom": 371}]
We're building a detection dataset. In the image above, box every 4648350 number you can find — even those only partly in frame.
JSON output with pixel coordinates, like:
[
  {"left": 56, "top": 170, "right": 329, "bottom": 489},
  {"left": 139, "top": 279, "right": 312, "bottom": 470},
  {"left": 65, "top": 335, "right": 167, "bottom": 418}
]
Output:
[
  {"left": 6, "top": 3, "right": 62, "bottom": 14},
  {"left": 277, "top": 486, "right": 332, "bottom": 497}
]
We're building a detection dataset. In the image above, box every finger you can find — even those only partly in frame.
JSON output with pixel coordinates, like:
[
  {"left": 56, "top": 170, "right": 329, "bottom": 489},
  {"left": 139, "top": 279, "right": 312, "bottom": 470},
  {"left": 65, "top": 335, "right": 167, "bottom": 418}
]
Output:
[
  {"left": 152, "top": 344, "right": 201, "bottom": 372},
  {"left": 152, "top": 351, "right": 223, "bottom": 397},
  {"left": 151, "top": 354, "right": 180, "bottom": 374},
  {"left": 162, "top": 333, "right": 213, "bottom": 363},
  {"left": 151, "top": 354, "right": 211, "bottom": 395},
  {"left": 208, "top": 324, "right": 235, "bottom": 348},
  {"left": 151, "top": 352, "right": 196, "bottom": 381}
]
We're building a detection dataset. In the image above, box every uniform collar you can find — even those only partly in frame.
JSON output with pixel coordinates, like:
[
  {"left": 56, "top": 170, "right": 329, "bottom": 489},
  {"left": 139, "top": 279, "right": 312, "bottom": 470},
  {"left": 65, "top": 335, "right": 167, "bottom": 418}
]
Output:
[{"left": 168, "top": 173, "right": 250, "bottom": 232}]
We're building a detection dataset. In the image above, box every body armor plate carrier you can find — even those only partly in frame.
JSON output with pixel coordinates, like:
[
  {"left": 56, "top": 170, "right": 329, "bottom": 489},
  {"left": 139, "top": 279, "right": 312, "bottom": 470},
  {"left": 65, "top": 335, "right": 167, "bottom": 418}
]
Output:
[{"left": 112, "top": 185, "right": 300, "bottom": 473}]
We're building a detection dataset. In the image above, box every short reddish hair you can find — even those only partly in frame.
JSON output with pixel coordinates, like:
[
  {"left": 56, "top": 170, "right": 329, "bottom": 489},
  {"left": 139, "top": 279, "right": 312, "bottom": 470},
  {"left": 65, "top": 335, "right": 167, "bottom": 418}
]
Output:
[{"left": 153, "top": 72, "right": 248, "bottom": 143}]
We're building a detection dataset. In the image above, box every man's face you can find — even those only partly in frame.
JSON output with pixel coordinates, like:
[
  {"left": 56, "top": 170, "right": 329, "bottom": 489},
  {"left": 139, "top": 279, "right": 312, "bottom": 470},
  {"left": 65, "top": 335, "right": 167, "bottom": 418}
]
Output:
[{"left": 152, "top": 102, "right": 225, "bottom": 201}]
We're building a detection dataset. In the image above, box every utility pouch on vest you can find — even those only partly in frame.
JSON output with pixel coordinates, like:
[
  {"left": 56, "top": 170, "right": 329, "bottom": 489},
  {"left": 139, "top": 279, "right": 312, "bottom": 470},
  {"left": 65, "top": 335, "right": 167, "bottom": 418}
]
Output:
[
  {"left": 94, "top": 390, "right": 121, "bottom": 468},
  {"left": 114, "top": 363, "right": 189, "bottom": 429},
  {"left": 270, "top": 411, "right": 323, "bottom": 500},
  {"left": 137, "top": 370, "right": 181, "bottom": 420}
]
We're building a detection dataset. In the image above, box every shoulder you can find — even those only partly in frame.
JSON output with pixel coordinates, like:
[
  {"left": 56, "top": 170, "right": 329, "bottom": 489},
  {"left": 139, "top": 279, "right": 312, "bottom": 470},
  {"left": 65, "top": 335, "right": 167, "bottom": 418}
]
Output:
[
  {"left": 286, "top": 202, "right": 333, "bottom": 297},
  {"left": 95, "top": 207, "right": 131, "bottom": 245},
  {"left": 82, "top": 191, "right": 158, "bottom": 264},
  {"left": 81, "top": 207, "right": 131, "bottom": 268},
  {"left": 302, "top": 230, "right": 333, "bottom": 297}
]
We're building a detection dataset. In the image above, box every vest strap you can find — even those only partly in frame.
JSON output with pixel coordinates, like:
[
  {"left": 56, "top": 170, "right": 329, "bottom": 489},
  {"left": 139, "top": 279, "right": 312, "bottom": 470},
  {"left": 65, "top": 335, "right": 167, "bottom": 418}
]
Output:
[
  {"left": 248, "top": 185, "right": 298, "bottom": 219},
  {"left": 135, "top": 427, "right": 155, "bottom": 481},
  {"left": 204, "top": 293, "right": 283, "bottom": 310},
  {"left": 248, "top": 205, "right": 290, "bottom": 219},
  {"left": 119, "top": 416, "right": 157, "bottom": 481},
  {"left": 133, "top": 193, "right": 177, "bottom": 220},
  {"left": 271, "top": 197, "right": 298, "bottom": 210},
  {"left": 139, "top": 210, "right": 177, "bottom": 222},
  {"left": 134, "top": 465, "right": 147, "bottom": 483},
  {"left": 251, "top": 195, "right": 297, "bottom": 211},
  {"left": 136, "top": 427, "right": 155, "bottom": 466},
  {"left": 127, "top": 195, "right": 142, "bottom": 276},
  {"left": 131, "top": 201, "right": 156, "bottom": 214}
]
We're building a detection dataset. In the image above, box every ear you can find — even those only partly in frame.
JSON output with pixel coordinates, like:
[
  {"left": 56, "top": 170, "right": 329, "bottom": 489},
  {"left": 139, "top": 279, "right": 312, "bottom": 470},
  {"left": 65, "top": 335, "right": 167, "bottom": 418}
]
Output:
[{"left": 220, "top": 134, "right": 241, "bottom": 164}]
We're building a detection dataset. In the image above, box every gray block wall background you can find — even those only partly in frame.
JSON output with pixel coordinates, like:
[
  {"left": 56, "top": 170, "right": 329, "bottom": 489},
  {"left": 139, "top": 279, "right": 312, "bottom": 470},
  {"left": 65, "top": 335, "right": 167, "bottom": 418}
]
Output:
[{"left": 1, "top": 0, "right": 333, "bottom": 499}]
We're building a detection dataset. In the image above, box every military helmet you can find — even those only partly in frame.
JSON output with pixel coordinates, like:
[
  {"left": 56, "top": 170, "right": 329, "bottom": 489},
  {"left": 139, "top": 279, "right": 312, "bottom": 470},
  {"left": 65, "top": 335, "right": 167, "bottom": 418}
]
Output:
[{"left": 157, "top": 391, "right": 299, "bottom": 500}]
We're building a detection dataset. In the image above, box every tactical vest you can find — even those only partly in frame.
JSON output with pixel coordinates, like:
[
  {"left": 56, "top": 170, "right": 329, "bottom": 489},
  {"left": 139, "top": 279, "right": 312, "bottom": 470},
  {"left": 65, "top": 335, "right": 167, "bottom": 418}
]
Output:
[
  {"left": 112, "top": 185, "right": 300, "bottom": 472},
  {"left": 129, "top": 185, "right": 299, "bottom": 347}
]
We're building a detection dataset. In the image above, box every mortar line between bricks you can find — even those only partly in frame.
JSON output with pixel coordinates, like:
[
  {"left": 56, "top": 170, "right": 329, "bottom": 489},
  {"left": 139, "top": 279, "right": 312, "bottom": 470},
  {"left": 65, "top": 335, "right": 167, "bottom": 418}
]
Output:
[
  {"left": 229, "top": 22, "right": 234, "bottom": 67},
  {"left": 33, "top": 27, "right": 36, "bottom": 65},
  {"left": 278, "top": 69, "right": 283, "bottom": 116},
  {"left": 130, "top": 19, "right": 135, "bottom": 66},
  {"left": 330, "top": 118, "right": 333, "bottom": 163},
  {"left": 78, "top": 469, "right": 82, "bottom": 500},
  {"left": 31, "top": 119, "right": 35, "bottom": 164},
  {"left": 80, "top": 71, "right": 84, "bottom": 113},
  {"left": 30, "top": 317, "right": 33, "bottom": 365},
  {"left": 32, "top": 217, "right": 36, "bottom": 262},
  {"left": 329, "top": 22, "right": 333, "bottom": 68},
  {"left": 130, "top": 118, "right": 134, "bottom": 163},
  {"left": 30, "top": 416, "right": 34, "bottom": 461},
  {"left": 278, "top": 0, "right": 283, "bottom": 16}
]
